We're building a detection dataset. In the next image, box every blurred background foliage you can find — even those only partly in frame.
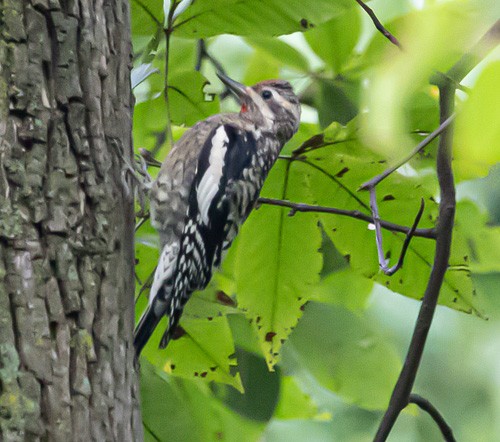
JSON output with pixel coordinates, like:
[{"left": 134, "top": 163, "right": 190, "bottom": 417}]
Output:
[{"left": 131, "top": 0, "right": 500, "bottom": 440}]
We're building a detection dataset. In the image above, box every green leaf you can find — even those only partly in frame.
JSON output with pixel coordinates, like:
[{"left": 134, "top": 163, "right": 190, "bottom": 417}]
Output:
[
  {"left": 305, "top": 7, "right": 361, "bottom": 73},
  {"left": 311, "top": 268, "right": 374, "bottom": 311},
  {"left": 454, "top": 61, "right": 500, "bottom": 179},
  {"left": 274, "top": 376, "right": 320, "bottom": 420},
  {"left": 243, "top": 49, "right": 281, "bottom": 85},
  {"left": 235, "top": 161, "right": 323, "bottom": 369},
  {"left": 360, "top": 4, "right": 490, "bottom": 158},
  {"left": 315, "top": 77, "right": 360, "bottom": 127},
  {"left": 141, "top": 313, "right": 243, "bottom": 392},
  {"left": 169, "top": 70, "right": 220, "bottom": 125},
  {"left": 245, "top": 37, "right": 310, "bottom": 72},
  {"left": 282, "top": 302, "right": 401, "bottom": 410},
  {"left": 302, "top": 125, "right": 488, "bottom": 318},
  {"left": 173, "top": 0, "right": 352, "bottom": 38},
  {"left": 131, "top": 0, "right": 163, "bottom": 36},
  {"left": 140, "top": 361, "right": 263, "bottom": 441},
  {"left": 133, "top": 96, "right": 168, "bottom": 152},
  {"left": 452, "top": 201, "right": 500, "bottom": 274}
]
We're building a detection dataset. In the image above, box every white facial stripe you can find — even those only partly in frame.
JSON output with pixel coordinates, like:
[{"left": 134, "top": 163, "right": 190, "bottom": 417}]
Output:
[
  {"left": 273, "top": 89, "right": 301, "bottom": 122},
  {"left": 197, "top": 126, "right": 228, "bottom": 225},
  {"left": 247, "top": 88, "right": 274, "bottom": 128}
]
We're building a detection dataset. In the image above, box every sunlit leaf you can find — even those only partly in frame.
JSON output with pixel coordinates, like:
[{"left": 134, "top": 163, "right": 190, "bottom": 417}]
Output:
[
  {"left": 173, "top": 0, "right": 353, "bottom": 38},
  {"left": 305, "top": 6, "right": 361, "bottom": 73},
  {"left": 454, "top": 61, "right": 500, "bottom": 179},
  {"left": 235, "top": 161, "right": 323, "bottom": 369},
  {"left": 282, "top": 302, "right": 401, "bottom": 410},
  {"left": 169, "top": 70, "right": 220, "bottom": 125}
]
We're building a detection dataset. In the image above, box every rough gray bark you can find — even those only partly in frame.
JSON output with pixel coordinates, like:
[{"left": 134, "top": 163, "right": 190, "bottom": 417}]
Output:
[{"left": 0, "top": 1, "right": 142, "bottom": 441}]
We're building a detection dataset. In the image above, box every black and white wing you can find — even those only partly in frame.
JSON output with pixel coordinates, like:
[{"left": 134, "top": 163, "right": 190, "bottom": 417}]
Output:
[{"left": 134, "top": 124, "right": 262, "bottom": 352}]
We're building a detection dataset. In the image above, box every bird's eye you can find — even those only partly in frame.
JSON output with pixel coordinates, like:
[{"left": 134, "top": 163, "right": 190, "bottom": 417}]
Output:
[{"left": 261, "top": 90, "right": 272, "bottom": 100}]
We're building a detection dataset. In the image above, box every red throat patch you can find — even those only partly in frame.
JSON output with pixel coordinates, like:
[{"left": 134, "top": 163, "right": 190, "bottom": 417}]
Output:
[{"left": 240, "top": 104, "right": 248, "bottom": 113}]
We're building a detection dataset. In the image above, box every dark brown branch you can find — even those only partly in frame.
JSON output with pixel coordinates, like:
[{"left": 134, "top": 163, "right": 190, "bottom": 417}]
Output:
[
  {"left": 373, "top": 74, "right": 456, "bottom": 442},
  {"left": 359, "top": 115, "right": 454, "bottom": 191},
  {"left": 355, "top": 0, "right": 402, "bottom": 49},
  {"left": 257, "top": 197, "right": 435, "bottom": 239},
  {"left": 409, "top": 394, "right": 456, "bottom": 442}
]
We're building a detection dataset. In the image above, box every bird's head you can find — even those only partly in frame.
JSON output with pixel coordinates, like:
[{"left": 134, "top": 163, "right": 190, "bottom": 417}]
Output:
[{"left": 217, "top": 73, "right": 301, "bottom": 142}]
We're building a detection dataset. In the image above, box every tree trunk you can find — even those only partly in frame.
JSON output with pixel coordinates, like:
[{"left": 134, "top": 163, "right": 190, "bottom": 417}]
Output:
[{"left": 0, "top": 1, "right": 142, "bottom": 441}]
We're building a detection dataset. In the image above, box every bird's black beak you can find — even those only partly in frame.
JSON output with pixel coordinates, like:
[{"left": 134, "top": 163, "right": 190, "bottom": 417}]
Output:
[{"left": 217, "top": 72, "right": 249, "bottom": 102}]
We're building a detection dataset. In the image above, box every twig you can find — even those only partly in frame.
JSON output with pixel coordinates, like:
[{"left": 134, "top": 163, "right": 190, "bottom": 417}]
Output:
[
  {"left": 373, "top": 73, "right": 457, "bottom": 442},
  {"left": 257, "top": 197, "right": 435, "bottom": 239},
  {"left": 409, "top": 394, "right": 456, "bottom": 442},
  {"left": 359, "top": 115, "right": 454, "bottom": 191},
  {"left": 369, "top": 187, "right": 425, "bottom": 275},
  {"left": 355, "top": 0, "right": 402, "bottom": 49}
]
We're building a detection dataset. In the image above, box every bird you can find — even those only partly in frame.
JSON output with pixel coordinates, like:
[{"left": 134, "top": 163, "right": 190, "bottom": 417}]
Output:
[{"left": 134, "top": 72, "right": 301, "bottom": 357}]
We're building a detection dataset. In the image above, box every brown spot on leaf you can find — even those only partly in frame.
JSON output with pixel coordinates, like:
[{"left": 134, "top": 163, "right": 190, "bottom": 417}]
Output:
[
  {"left": 256, "top": 316, "right": 261, "bottom": 324},
  {"left": 194, "top": 372, "right": 199, "bottom": 377},
  {"left": 171, "top": 364, "right": 176, "bottom": 370},
  {"left": 335, "top": 167, "right": 349, "bottom": 178},
  {"left": 210, "top": 366, "right": 217, "bottom": 372},
  {"left": 217, "top": 291, "right": 236, "bottom": 306},
  {"left": 201, "top": 372, "right": 208, "bottom": 378},
  {"left": 382, "top": 194, "right": 395, "bottom": 201},
  {"left": 265, "top": 332, "right": 276, "bottom": 342},
  {"left": 207, "top": 316, "right": 213, "bottom": 321},
  {"left": 344, "top": 254, "right": 351, "bottom": 263}
]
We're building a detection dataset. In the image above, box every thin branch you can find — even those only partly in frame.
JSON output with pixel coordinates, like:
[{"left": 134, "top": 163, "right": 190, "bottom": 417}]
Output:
[
  {"left": 374, "top": 74, "right": 457, "bottom": 442},
  {"left": 355, "top": 0, "right": 402, "bottom": 49},
  {"left": 359, "top": 115, "right": 454, "bottom": 191},
  {"left": 257, "top": 197, "right": 435, "bottom": 239},
  {"left": 409, "top": 394, "right": 456, "bottom": 442},
  {"left": 446, "top": 19, "right": 500, "bottom": 84}
]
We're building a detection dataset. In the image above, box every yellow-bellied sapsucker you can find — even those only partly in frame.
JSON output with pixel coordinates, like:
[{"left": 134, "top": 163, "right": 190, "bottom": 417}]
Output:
[{"left": 134, "top": 73, "right": 301, "bottom": 356}]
